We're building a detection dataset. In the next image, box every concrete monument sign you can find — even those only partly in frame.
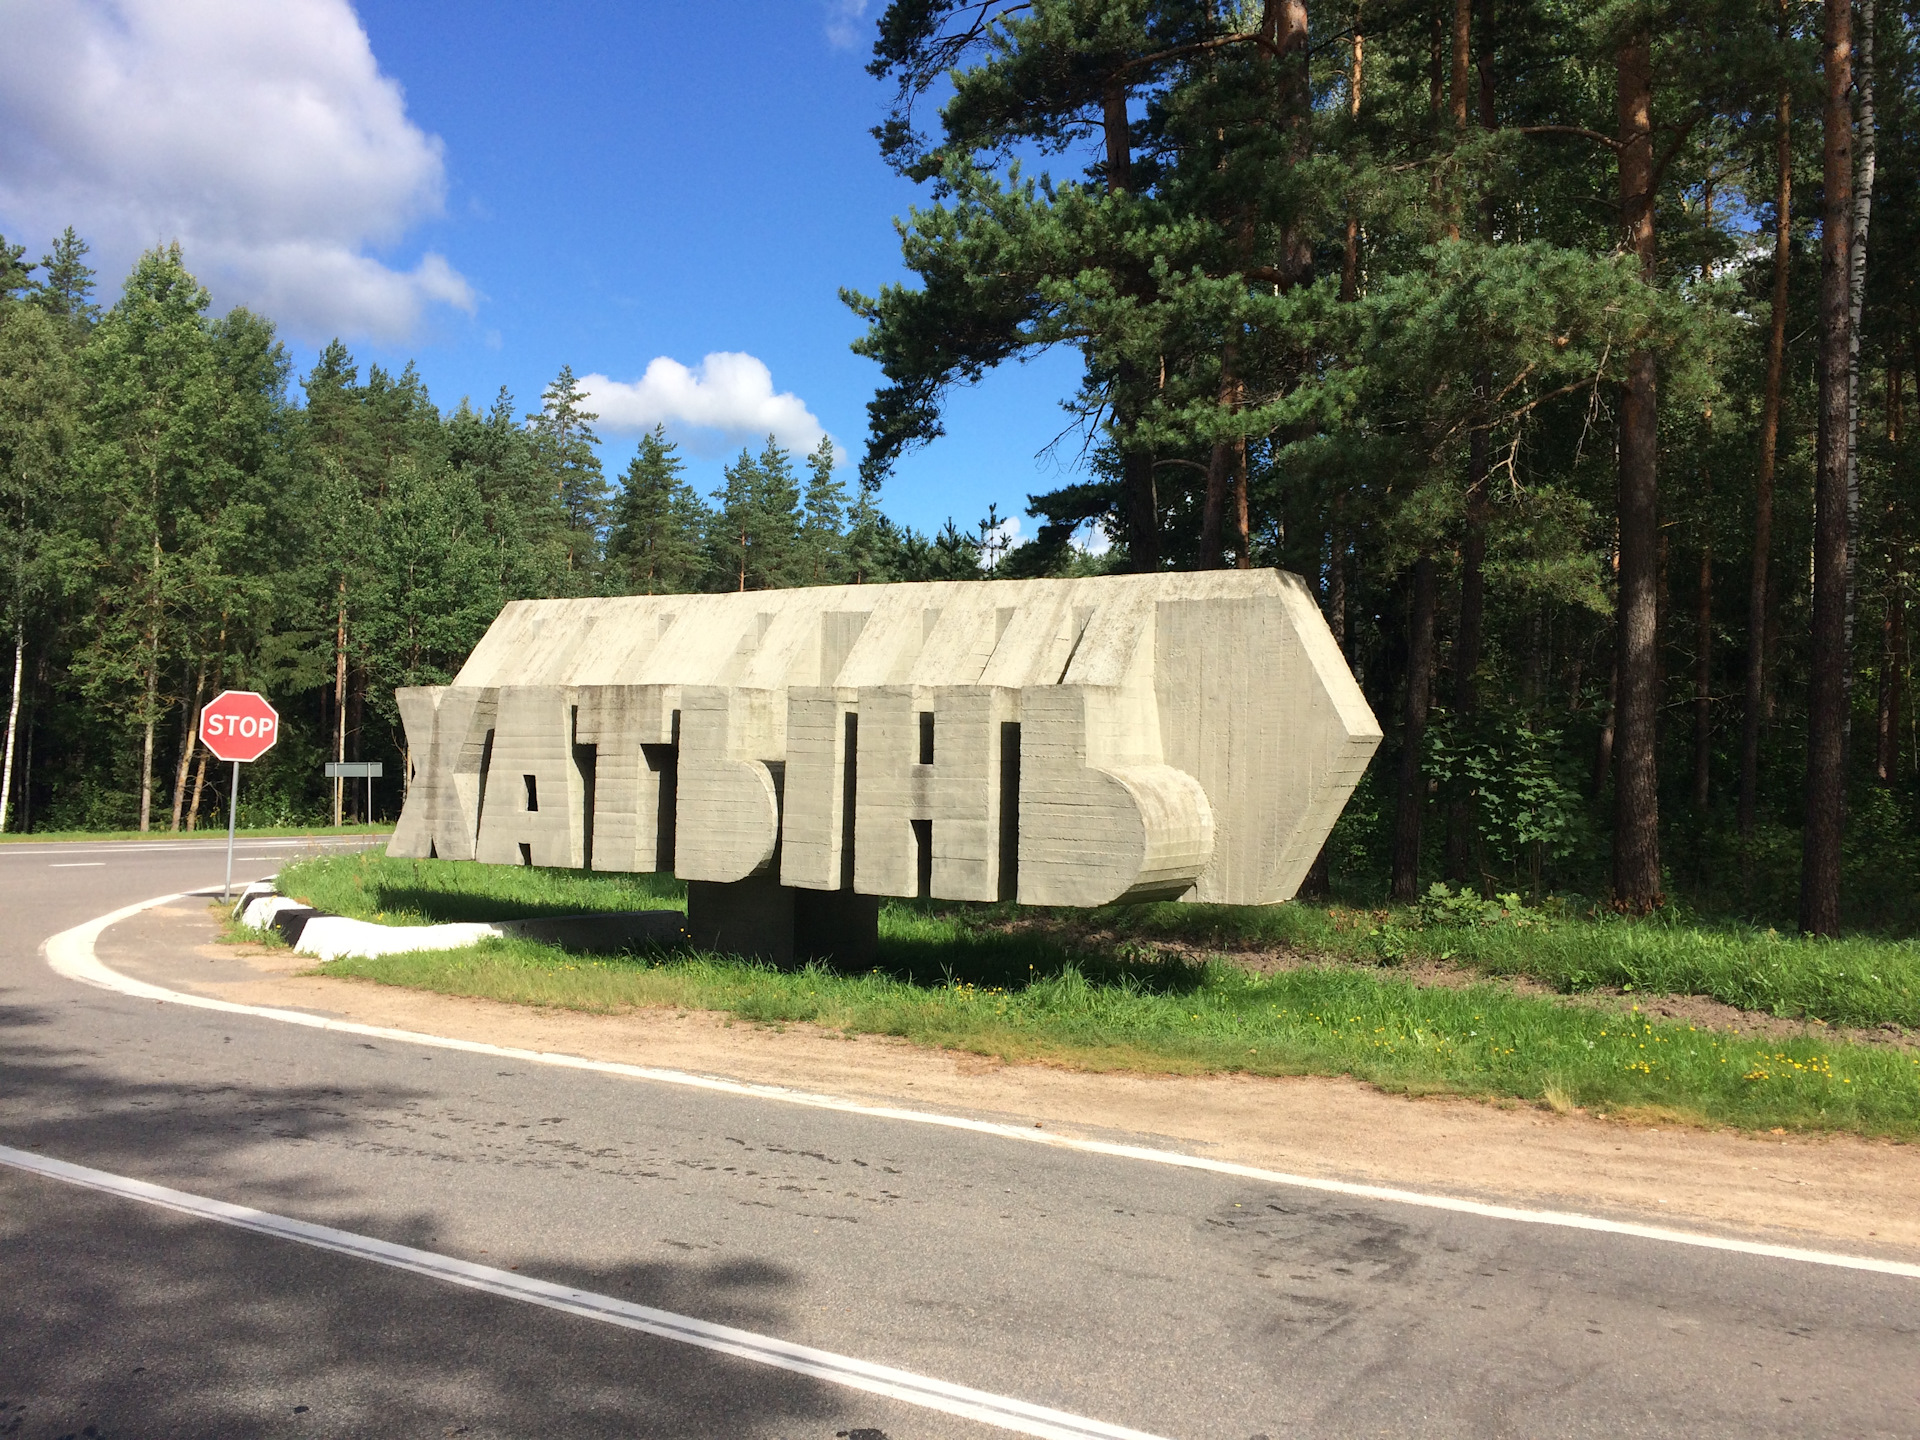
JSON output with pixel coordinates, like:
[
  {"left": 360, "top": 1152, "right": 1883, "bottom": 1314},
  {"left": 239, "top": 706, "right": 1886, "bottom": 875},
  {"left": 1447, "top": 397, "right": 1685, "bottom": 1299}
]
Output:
[{"left": 389, "top": 571, "right": 1380, "bottom": 962}]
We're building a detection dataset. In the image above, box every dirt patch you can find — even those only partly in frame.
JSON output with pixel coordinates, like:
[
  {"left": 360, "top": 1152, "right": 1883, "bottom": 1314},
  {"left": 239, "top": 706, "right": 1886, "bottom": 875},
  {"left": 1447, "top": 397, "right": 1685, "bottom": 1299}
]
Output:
[{"left": 92, "top": 900, "right": 1920, "bottom": 1263}]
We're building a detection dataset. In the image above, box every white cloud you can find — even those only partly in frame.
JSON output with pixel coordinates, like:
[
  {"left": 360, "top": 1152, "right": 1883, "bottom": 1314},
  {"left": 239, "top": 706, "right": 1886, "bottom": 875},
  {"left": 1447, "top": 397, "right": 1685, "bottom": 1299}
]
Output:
[
  {"left": 0, "top": 0, "right": 471, "bottom": 341},
  {"left": 823, "top": 0, "right": 868, "bottom": 50},
  {"left": 1074, "top": 520, "right": 1114, "bottom": 557},
  {"left": 581, "top": 353, "right": 838, "bottom": 461}
]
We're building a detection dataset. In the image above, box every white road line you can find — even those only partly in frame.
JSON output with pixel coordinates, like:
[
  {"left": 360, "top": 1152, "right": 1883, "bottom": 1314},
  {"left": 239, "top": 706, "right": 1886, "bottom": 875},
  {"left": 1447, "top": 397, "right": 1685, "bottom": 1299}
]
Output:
[
  {"left": 4, "top": 838, "right": 382, "bottom": 858},
  {"left": 48, "top": 862, "right": 106, "bottom": 868},
  {"left": 44, "top": 891, "right": 1920, "bottom": 1284},
  {"left": 0, "top": 1144, "right": 1162, "bottom": 1440}
]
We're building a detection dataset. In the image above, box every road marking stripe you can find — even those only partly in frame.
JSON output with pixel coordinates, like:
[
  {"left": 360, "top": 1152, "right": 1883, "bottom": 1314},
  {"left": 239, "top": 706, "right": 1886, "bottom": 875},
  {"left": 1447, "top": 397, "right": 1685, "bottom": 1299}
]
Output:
[
  {"left": 49, "top": 862, "right": 106, "bottom": 867},
  {"left": 0, "top": 1144, "right": 1162, "bottom": 1440},
  {"left": 3, "top": 839, "right": 381, "bottom": 858},
  {"left": 46, "top": 891, "right": 1920, "bottom": 1284}
]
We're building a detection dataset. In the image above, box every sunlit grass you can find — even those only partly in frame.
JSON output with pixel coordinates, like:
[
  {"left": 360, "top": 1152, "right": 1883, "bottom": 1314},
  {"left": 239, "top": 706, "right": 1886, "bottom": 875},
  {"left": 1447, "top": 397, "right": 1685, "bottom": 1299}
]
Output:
[
  {"left": 320, "top": 937, "right": 1920, "bottom": 1137},
  {"left": 277, "top": 853, "right": 1920, "bottom": 1138},
  {"left": 282, "top": 849, "right": 685, "bottom": 925}
]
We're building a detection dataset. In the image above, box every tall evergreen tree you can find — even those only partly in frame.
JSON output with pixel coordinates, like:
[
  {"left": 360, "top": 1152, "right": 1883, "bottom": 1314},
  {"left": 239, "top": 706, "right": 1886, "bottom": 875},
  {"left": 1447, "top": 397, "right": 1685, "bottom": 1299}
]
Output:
[
  {"left": 607, "top": 425, "right": 706, "bottom": 594},
  {"left": 32, "top": 227, "right": 99, "bottom": 333},
  {"left": 709, "top": 436, "right": 803, "bottom": 591},
  {"left": 530, "top": 365, "right": 608, "bottom": 579},
  {"left": 800, "top": 437, "right": 850, "bottom": 584}
]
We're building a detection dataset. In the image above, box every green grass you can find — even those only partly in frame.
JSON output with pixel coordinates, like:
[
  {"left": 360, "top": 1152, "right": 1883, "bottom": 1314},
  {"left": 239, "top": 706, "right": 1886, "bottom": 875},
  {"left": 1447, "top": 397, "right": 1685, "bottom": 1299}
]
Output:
[
  {"left": 278, "top": 853, "right": 1920, "bottom": 1138},
  {"left": 283, "top": 849, "right": 685, "bottom": 924},
  {"left": 1089, "top": 891, "right": 1920, "bottom": 1030},
  {"left": 0, "top": 823, "right": 393, "bottom": 844},
  {"left": 321, "top": 936, "right": 1920, "bottom": 1138}
]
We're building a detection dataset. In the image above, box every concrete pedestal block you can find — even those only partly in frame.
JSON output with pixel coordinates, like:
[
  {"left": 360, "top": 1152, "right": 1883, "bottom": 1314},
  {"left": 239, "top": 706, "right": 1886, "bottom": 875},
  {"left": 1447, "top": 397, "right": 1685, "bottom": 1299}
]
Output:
[
  {"left": 685, "top": 877, "right": 880, "bottom": 966},
  {"left": 794, "top": 889, "right": 881, "bottom": 968},
  {"left": 686, "top": 875, "right": 794, "bottom": 964}
]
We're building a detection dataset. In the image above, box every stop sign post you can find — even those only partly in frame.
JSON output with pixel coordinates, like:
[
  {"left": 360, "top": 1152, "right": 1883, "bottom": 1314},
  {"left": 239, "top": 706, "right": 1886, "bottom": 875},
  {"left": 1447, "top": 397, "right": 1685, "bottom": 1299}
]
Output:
[{"left": 199, "top": 690, "right": 280, "bottom": 899}]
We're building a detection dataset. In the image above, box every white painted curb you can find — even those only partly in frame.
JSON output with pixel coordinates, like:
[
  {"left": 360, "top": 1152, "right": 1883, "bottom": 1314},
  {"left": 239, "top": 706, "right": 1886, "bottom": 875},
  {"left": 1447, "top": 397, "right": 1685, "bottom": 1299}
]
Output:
[{"left": 43, "top": 890, "right": 1920, "bottom": 1283}]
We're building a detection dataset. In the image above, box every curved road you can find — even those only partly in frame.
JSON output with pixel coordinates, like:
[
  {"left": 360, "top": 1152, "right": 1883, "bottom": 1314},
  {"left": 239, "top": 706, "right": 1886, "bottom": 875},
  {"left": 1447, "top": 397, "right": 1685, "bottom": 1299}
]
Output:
[{"left": 2, "top": 840, "right": 1915, "bottom": 1438}]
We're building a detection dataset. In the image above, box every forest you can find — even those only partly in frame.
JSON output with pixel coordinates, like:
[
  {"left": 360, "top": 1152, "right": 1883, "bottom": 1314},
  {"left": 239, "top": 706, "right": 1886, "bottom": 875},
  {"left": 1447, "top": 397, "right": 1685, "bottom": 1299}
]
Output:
[{"left": 1, "top": 0, "right": 1916, "bottom": 938}]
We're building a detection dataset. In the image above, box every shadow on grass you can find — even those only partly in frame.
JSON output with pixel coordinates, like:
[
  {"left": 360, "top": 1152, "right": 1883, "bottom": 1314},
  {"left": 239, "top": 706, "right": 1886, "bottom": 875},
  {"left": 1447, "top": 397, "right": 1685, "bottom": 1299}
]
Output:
[
  {"left": 353, "top": 880, "right": 684, "bottom": 925},
  {"left": 869, "top": 899, "right": 1214, "bottom": 997}
]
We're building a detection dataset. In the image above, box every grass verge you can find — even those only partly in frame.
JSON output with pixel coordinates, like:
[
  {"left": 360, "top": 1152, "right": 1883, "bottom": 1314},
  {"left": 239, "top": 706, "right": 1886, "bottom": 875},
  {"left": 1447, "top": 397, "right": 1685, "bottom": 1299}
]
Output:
[
  {"left": 281, "top": 848, "right": 684, "bottom": 924},
  {"left": 279, "top": 854, "right": 1920, "bottom": 1139},
  {"left": 1075, "top": 889, "right": 1920, "bottom": 1030}
]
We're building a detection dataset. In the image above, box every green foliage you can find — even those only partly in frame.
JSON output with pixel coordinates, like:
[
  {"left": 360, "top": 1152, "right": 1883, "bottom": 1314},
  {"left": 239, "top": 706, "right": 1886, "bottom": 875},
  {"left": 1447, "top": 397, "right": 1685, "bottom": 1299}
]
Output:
[
  {"left": 607, "top": 426, "right": 705, "bottom": 594},
  {"left": 844, "top": 0, "right": 1920, "bottom": 931},
  {"left": 0, "top": 238, "right": 996, "bottom": 834},
  {"left": 1424, "top": 709, "right": 1591, "bottom": 893},
  {"left": 292, "top": 854, "right": 1920, "bottom": 1138},
  {"left": 707, "top": 435, "right": 805, "bottom": 590},
  {"left": 528, "top": 364, "right": 608, "bottom": 577}
]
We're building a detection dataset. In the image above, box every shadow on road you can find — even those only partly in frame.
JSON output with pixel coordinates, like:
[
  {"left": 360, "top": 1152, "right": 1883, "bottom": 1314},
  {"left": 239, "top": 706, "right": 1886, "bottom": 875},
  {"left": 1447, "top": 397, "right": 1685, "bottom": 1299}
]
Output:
[{"left": 0, "top": 993, "right": 871, "bottom": 1440}]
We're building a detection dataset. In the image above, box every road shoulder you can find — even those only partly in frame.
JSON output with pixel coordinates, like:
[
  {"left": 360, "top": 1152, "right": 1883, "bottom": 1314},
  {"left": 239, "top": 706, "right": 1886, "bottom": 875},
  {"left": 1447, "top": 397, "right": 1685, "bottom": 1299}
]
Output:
[{"left": 97, "top": 898, "right": 1920, "bottom": 1261}]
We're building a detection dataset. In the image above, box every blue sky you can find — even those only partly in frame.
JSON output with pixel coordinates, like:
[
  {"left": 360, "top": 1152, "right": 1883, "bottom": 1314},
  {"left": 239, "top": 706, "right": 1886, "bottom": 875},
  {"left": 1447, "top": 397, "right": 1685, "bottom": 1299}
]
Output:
[{"left": 0, "top": 0, "right": 1095, "bottom": 545}]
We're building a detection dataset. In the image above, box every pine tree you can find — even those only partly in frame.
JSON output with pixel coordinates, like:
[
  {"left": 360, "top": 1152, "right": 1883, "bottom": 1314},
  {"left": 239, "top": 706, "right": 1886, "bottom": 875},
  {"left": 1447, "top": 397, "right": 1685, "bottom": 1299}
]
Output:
[
  {"left": 0, "top": 237, "right": 32, "bottom": 303},
  {"left": 607, "top": 425, "right": 706, "bottom": 594},
  {"left": 709, "top": 436, "right": 803, "bottom": 591},
  {"left": 33, "top": 227, "right": 99, "bottom": 333},
  {"left": 529, "top": 365, "right": 608, "bottom": 579},
  {"left": 799, "top": 437, "right": 850, "bottom": 584}
]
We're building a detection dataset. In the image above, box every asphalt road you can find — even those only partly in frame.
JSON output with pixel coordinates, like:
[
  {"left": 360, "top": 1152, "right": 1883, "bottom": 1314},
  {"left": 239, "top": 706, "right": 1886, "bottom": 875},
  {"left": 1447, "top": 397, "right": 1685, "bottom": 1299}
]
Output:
[{"left": 2, "top": 839, "right": 1916, "bottom": 1439}]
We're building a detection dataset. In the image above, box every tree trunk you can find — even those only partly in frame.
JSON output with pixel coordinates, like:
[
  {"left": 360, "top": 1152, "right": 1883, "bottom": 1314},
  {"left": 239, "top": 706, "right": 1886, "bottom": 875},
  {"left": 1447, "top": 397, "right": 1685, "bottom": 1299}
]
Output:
[
  {"left": 20, "top": 651, "right": 40, "bottom": 831},
  {"left": 1102, "top": 74, "right": 1162, "bottom": 573},
  {"left": 1801, "top": 0, "right": 1855, "bottom": 936},
  {"left": 186, "top": 745, "right": 211, "bottom": 832},
  {"left": 1843, "top": 0, "right": 1876, "bottom": 691},
  {"left": 334, "top": 577, "right": 348, "bottom": 827},
  {"left": 1447, "top": 424, "right": 1490, "bottom": 885},
  {"left": 138, "top": 644, "right": 158, "bottom": 833},
  {"left": 0, "top": 622, "right": 21, "bottom": 833},
  {"left": 1741, "top": 60, "right": 1792, "bottom": 839},
  {"left": 1392, "top": 552, "right": 1438, "bottom": 902},
  {"left": 1612, "top": 26, "right": 1662, "bottom": 910},
  {"left": 1445, "top": 0, "right": 1471, "bottom": 238},
  {"left": 1879, "top": 375, "right": 1906, "bottom": 782},
  {"left": 1877, "top": 551, "right": 1904, "bottom": 783},
  {"left": 1593, "top": 642, "right": 1617, "bottom": 798},
  {"left": 168, "top": 664, "right": 203, "bottom": 832},
  {"left": 1232, "top": 437, "right": 1251, "bottom": 568},
  {"left": 348, "top": 665, "right": 365, "bottom": 823},
  {"left": 1693, "top": 539, "right": 1712, "bottom": 809},
  {"left": 1201, "top": 345, "right": 1240, "bottom": 568},
  {"left": 1327, "top": 521, "right": 1348, "bottom": 658},
  {"left": 1341, "top": 27, "right": 1363, "bottom": 302}
]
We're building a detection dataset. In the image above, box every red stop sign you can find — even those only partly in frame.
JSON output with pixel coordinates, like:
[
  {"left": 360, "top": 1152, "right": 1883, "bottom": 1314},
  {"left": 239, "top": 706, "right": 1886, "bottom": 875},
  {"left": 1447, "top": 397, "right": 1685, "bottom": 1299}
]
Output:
[{"left": 200, "top": 690, "right": 281, "bottom": 763}]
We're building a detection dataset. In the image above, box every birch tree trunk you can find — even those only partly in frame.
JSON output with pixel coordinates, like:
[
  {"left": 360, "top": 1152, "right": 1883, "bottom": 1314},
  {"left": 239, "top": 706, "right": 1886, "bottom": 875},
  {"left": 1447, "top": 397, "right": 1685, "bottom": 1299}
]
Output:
[
  {"left": 0, "top": 623, "right": 21, "bottom": 833},
  {"left": 168, "top": 663, "right": 205, "bottom": 831}
]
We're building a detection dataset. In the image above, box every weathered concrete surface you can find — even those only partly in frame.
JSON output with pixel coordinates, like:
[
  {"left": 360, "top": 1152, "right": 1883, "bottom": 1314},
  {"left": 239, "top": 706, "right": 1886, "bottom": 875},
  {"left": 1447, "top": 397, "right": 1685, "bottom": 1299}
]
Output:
[{"left": 390, "top": 572, "right": 1380, "bottom": 922}]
